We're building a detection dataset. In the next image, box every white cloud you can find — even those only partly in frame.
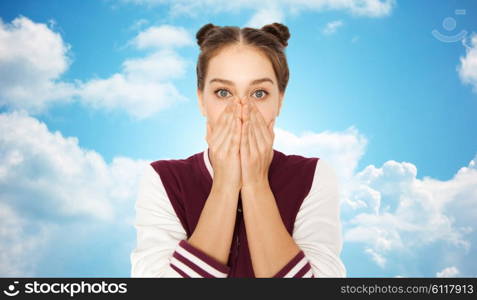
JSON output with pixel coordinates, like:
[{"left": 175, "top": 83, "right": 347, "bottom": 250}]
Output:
[
  {"left": 343, "top": 157, "right": 476, "bottom": 271},
  {"left": 78, "top": 48, "right": 190, "bottom": 119},
  {"left": 0, "top": 16, "right": 75, "bottom": 113},
  {"left": 131, "top": 24, "right": 193, "bottom": 49},
  {"left": 243, "top": 6, "right": 284, "bottom": 28},
  {"left": 0, "top": 202, "right": 52, "bottom": 276},
  {"left": 273, "top": 126, "right": 476, "bottom": 275},
  {"left": 120, "top": 0, "right": 396, "bottom": 18},
  {"left": 122, "top": 50, "right": 186, "bottom": 81},
  {"left": 458, "top": 33, "right": 477, "bottom": 93},
  {"left": 0, "top": 111, "right": 149, "bottom": 275},
  {"left": 305, "top": 0, "right": 395, "bottom": 17},
  {"left": 76, "top": 23, "right": 196, "bottom": 119},
  {"left": 365, "top": 247, "right": 386, "bottom": 268},
  {"left": 0, "top": 17, "right": 193, "bottom": 119},
  {"left": 76, "top": 24, "right": 194, "bottom": 119},
  {"left": 128, "top": 18, "right": 149, "bottom": 32},
  {"left": 0, "top": 110, "right": 148, "bottom": 221},
  {"left": 436, "top": 266, "right": 460, "bottom": 278},
  {"left": 274, "top": 125, "right": 367, "bottom": 183},
  {"left": 322, "top": 20, "right": 344, "bottom": 35}
]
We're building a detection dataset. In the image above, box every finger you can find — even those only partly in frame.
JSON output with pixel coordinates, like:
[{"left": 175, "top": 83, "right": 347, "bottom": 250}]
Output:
[
  {"left": 221, "top": 105, "right": 241, "bottom": 153},
  {"left": 241, "top": 120, "right": 250, "bottom": 157},
  {"left": 220, "top": 118, "right": 236, "bottom": 153},
  {"left": 249, "top": 109, "right": 265, "bottom": 155},
  {"left": 250, "top": 105, "right": 272, "bottom": 157},
  {"left": 268, "top": 118, "right": 275, "bottom": 142},
  {"left": 215, "top": 103, "right": 237, "bottom": 150},
  {"left": 218, "top": 101, "right": 233, "bottom": 125},
  {"left": 231, "top": 107, "right": 242, "bottom": 153},
  {"left": 242, "top": 101, "right": 250, "bottom": 123},
  {"left": 267, "top": 118, "right": 275, "bottom": 162},
  {"left": 212, "top": 101, "right": 234, "bottom": 140},
  {"left": 235, "top": 98, "right": 242, "bottom": 122},
  {"left": 251, "top": 102, "right": 272, "bottom": 145},
  {"left": 248, "top": 117, "right": 259, "bottom": 156},
  {"left": 268, "top": 118, "right": 275, "bottom": 132},
  {"left": 245, "top": 99, "right": 258, "bottom": 156},
  {"left": 212, "top": 103, "right": 236, "bottom": 147},
  {"left": 230, "top": 117, "right": 241, "bottom": 153},
  {"left": 250, "top": 107, "right": 266, "bottom": 147}
]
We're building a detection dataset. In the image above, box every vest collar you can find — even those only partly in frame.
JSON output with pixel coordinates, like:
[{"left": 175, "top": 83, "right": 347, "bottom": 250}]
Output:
[{"left": 203, "top": 147, "right": 214, "bottom": 178}]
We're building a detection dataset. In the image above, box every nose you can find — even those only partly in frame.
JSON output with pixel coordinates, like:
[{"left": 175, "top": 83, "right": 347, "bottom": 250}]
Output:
[{"left": 239, "top": 95, "right": 249, "bottom": 105}]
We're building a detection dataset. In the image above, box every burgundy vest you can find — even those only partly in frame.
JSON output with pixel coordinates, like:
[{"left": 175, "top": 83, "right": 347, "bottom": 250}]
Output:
[{"left": 151, "top": 148, "right": 319, "bottom": 278}]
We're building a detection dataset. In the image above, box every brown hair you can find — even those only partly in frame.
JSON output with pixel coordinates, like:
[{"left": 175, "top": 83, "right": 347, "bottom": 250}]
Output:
[{"left": 195, "top": 22, "right": 291, "bottom": 94}]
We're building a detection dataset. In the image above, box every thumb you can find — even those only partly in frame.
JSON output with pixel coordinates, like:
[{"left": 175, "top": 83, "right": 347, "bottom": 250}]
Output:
[
  {"left": 269, "top": 119, "right": 275, "bottom": 130},
  {"left": 269, "top": 119, "right": 275, "bottom": 138}
]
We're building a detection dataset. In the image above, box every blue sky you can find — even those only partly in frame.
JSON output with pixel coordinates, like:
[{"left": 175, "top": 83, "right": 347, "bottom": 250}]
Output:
[{"left": 0, "top": 0, "right": 476, "bottom": 277}]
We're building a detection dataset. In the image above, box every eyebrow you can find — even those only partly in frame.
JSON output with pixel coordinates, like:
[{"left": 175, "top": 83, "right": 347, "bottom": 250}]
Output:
[{"left": 209, "top": 77, "right": 274, "bottom": 86}]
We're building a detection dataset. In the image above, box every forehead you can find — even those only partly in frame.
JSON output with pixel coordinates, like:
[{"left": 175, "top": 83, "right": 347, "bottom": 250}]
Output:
[{"left": 206, "top": 45, "right": 276, "bottom": 85}]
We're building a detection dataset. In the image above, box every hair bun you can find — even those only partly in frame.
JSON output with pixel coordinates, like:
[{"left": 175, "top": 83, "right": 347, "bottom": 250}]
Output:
[
  {"left": 261, "top": 22, "right": 290, "bottom": 47},
  {"left": 196, "top": 23, "right": 217, "bottom": 47}
]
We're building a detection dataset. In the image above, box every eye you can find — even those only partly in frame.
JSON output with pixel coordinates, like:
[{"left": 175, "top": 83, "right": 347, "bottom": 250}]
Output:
[
  {"left": 214, "top": 88, "right": 231, "bottom": 99},
  {"left": 252, "top": 89, "right": 269, "bottom": 100},
  {"left": 213, "top": 88, "right": 269, "bottom": 100}
]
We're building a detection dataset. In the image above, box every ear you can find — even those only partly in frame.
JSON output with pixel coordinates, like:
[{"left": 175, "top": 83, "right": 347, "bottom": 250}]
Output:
[{"left": 197, "top": 88, "right": 207, "bottom": 117}]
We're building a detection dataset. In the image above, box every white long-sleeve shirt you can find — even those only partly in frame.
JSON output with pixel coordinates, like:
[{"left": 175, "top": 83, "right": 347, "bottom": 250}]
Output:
[{"left": 130, "top": 148, "right": 347, "bottom": 278}]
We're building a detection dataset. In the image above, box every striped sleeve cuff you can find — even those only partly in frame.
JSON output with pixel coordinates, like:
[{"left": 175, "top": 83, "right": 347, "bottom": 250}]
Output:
[
  {"left": 272, "top": 250, "right": 315, "bottom": 278},
  {"left": 169, "top": 239, "right": 230, "bottom": 278}
]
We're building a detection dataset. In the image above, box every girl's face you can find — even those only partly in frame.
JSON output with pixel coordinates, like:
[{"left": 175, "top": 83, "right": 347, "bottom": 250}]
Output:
[{"left": 197, "top": 44, "right": 284, "bottom": 129}]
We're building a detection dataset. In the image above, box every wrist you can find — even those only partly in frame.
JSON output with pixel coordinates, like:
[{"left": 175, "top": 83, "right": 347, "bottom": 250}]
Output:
[
  {"left": 241, "top": 178, "right": 270, "bottom": 194},
  {"left": 211, "top": 179, "right": 241, "bottom": 196}
]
